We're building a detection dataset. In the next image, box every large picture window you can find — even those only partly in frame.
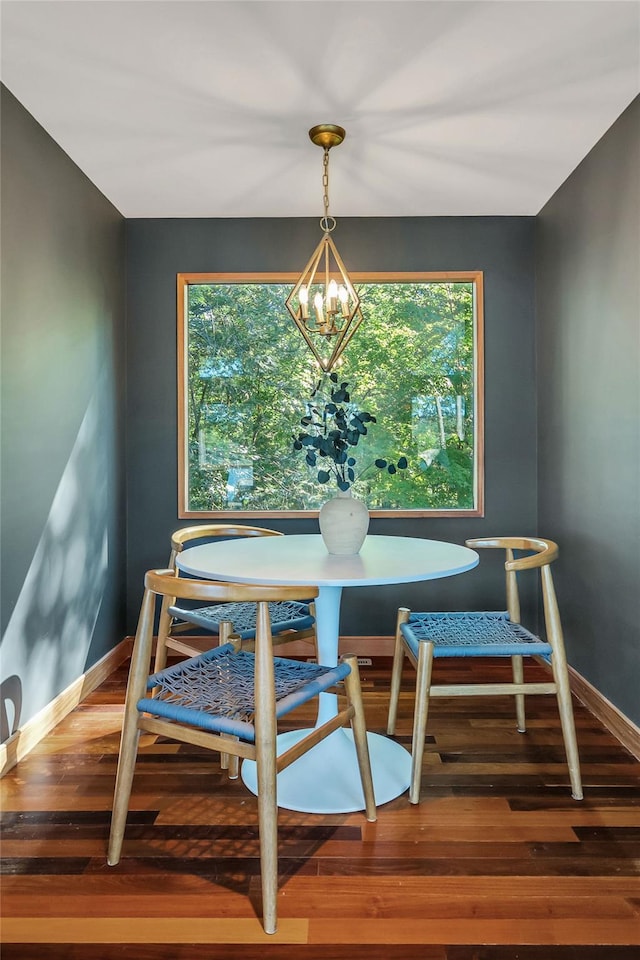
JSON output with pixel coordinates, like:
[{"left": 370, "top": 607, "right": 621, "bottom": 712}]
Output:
[{"left": 178, "top": 273, "right": 483, "bottom": 517}]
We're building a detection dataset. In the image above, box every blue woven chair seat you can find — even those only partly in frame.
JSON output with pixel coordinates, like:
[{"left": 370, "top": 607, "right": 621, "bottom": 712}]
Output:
[
  {"left": 401, "top": 611, "right": 552, "bottom": 659},
  {"left": 139, "top": 643, "right": 349, "bottom": 742},
  {"left": 169, "top": 600, "right": 314, "bottom": 640}
]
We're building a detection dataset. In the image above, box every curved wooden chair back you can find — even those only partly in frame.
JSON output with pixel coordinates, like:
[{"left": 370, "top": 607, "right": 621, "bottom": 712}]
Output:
[
  {"left": 466, "top": 536, "right": 560, "bottom": 633},
  {"left": 168, "top": 523, "right": 283, "bottom": 571},
  {"left": 155, "top": 524, "right": 316, "bottom": 672}
]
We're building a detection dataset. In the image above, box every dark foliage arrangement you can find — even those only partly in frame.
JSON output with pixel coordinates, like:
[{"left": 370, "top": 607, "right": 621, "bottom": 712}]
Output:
[{"left": 292, "top": 373, "right": 408, "bottom": 492}]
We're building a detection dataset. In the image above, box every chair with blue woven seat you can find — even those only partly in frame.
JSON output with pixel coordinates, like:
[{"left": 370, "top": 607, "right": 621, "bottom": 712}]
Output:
[
  {"left": 108, "top": 569, "right": 376, "bottom": 935},
  {"left": 154, "top": 524, "right": 317, "bottom": 673},
  {"left": 387, "top": 537, "right": 583, "bottom": 804}
]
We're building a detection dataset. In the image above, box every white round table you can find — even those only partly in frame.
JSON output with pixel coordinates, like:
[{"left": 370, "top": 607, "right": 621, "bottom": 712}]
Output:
[{"left": 177, "top": 534, "right": 478, "bottom": 814}]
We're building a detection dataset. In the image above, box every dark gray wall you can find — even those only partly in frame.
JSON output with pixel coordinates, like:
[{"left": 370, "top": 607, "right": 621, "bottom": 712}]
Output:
[
  {"left": 536, "top": 97, "right": 640, "bottom": 725},
  {"left": 126, "top": 216, "right": 537, "bottom": 634},
  {"left": 0, "top": 86, "right": 127, "bottom": 741}
]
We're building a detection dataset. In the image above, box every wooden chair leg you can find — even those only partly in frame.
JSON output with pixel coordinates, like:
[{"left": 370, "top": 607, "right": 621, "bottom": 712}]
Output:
[
  {"left": 108, "top": 717, "right": 141, "bottom": 866},
  {"left": 512, "top": 654, "right": 526, "bottom": 732},
  {"left": 409, "top": 639, "right": 434, "bottom": 805},
  {"left": 109, "top": 589, "right": 155, "bottom": 865},
  {"left": 542, "top": 566, "right": 583, "bottom": 800},
  {"left": 217, "top": 621, "right": 235, "bottom": 771},
  {"left": 308, "top": 601, "right": 318, "bottom": 662},
  {"left": 387, "top": 607, "right": 410, "bottom": 735},
  {"left": 256, "top": 752, "right": 278, "bottom": 935},
  {"left": 153, "top": 593, "right": 174, "bottom": 674},
  {"left": 551, "top": 655, "right": 583, "bottom": 800},
  {"left": 221, "top": 736, "right": 240, "bottom": 779},
  {"left": 342, "top": 656, "right": 376, "bottom": 822},
  {"left": 254, "top": 601, "right": 279, "bottom": 934},
  {"left": 227, "top": 755, "right": 240, "bottom": 779}
]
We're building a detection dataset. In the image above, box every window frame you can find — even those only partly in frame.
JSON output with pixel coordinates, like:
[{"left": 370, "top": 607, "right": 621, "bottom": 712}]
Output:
[{"left": 177, "top": 271, "right": 484, "bottom": 519}]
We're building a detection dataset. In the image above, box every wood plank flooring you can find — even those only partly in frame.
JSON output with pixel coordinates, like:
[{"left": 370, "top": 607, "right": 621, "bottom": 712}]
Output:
[{"left": 2, "top": 655, "right": 639, "bottom": 958}]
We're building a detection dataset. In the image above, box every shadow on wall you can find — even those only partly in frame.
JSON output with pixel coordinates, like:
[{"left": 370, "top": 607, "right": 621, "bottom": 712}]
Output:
[
  {"left": 0, "top": 378, "right": 111, "bottom": 742},
  {"left": 0, "top": 675, "right": 22, "bottom": 740}
]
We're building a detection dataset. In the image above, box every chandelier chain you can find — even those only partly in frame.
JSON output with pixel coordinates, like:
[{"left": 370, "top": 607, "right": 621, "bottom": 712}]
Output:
[
  {"left": 320, "top": 148, "right": 336, "bottom": 234},
  {"left": 322, "top": 148, "right": 330, "bottom": 217}
]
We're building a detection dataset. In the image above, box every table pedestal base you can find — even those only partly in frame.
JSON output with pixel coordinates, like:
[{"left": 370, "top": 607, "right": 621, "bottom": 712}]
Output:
[{"left": 241, "top": 727, "right": 411, "bottom": 814}]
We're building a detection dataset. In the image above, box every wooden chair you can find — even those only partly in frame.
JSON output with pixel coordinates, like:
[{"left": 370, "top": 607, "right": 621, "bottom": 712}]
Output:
[
  {"left": 108, "top": 570, "right": 376, "bottom": 935},
  {"left": 387, "top": 537, "right": 583, "bottom": 805},
  {"left": 154, "top": 524, "right": 317, "bottom": 673}
]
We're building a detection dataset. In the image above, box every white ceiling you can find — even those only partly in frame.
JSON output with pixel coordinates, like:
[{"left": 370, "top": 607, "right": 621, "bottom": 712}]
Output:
[{"left": 1, "top": 1, "right": 639, "bottom": 218}]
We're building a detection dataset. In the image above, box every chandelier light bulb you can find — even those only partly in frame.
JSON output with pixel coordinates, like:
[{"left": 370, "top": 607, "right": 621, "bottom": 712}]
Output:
[
  {"left": 338, "top": 284, "right": 349, "bottom": 317},
  {"left": 313, "top": 291, "right": 324, "bottom": 326},
  {"left": 299, "top": 285, "right": 309, "bottom": 319}
]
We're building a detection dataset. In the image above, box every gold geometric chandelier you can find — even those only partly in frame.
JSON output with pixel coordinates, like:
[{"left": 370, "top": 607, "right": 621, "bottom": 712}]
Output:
[{"left": 285, "top": 124, "right": 363, "bottom": 373}]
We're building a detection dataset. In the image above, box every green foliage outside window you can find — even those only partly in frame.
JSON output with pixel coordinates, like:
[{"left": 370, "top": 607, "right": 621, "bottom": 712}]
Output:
[{"left": 183, "top": 278, "right": 479, "bottom": 513}]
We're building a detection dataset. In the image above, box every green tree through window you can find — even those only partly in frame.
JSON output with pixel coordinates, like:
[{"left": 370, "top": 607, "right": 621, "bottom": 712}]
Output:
[{"left": 178, "top": 274, "right": 483, "bottom": 516}]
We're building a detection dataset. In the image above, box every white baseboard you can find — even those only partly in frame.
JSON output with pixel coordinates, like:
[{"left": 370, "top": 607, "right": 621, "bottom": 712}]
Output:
[
  {"left": 0, "top": 637, "right": 131, "bottom": 777},
  {"left": 285, "top": 635, "right": 395, "bottom": 658},
  {"left": 156, "top": 635, "right": 395, "bottom": 658},
  {"left": 567, "top": 664, "right": 640, "bottom": 760}
]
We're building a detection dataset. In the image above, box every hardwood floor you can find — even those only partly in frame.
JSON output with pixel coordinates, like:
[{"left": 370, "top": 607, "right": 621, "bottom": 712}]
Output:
[{"left": 2, "top": 655, "right": 639, "bottom": 958}]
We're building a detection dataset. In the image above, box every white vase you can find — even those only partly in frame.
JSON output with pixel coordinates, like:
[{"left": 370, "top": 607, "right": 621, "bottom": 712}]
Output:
[{"left": 319, "top": 489, "right": 370, "bottom": 555}]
